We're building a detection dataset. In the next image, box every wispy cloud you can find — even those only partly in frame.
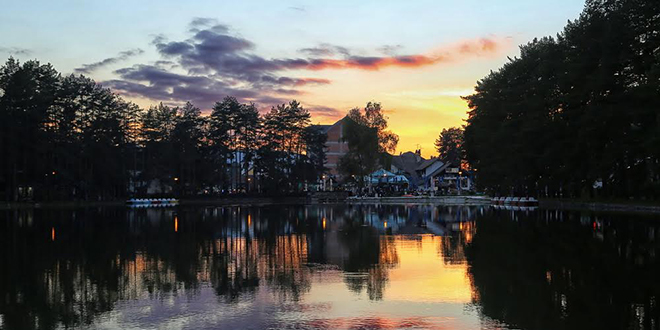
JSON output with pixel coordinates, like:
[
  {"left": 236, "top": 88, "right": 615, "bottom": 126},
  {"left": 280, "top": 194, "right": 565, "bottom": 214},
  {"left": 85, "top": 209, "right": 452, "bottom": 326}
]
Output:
[
  {"left": 0, "top": 47, "right": 31, "bottom": 56},
  {"left": 299, "top": 43, "right": 351, "bottom": 57},
  {"left": 75, "top": 48, "right": 144, "bottom": 74},
  {"left": 377, "top": 44, "right": 404, "bottom": 56},
  {"left": 307, "top": 105, "right": 343, "bottom": 119},
  {"left": 288, "top": 6, "right": 306, "bottom": 12},
  {"left": 283, "top": 38, "right": 507, "bottom": 71}
]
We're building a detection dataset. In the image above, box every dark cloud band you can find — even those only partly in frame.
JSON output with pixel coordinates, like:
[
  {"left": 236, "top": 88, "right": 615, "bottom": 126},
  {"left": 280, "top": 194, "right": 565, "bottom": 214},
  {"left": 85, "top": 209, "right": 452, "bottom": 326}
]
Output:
[{"left": 100, "top": 18, "right": 507, "bottom": 119}]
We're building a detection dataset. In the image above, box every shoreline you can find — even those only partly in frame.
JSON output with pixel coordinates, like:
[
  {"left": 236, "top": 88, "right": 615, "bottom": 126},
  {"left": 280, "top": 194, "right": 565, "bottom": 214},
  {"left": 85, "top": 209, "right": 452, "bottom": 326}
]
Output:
[
  {"left": 345, "top": 195, "right": 491, "bottom": 205},
  {"left": 3, "top": 196, "right": 660, "bottom": 214},
  {"left": 0, "top": 197, "right": 309, "bottom": 210}
]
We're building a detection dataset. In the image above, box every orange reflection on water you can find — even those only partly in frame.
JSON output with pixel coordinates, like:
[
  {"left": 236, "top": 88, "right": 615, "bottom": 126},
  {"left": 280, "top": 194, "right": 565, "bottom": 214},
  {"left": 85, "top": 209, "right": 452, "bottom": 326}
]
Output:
[
  {"left": 386, "top": 235, "right": 472, "bottom": 303},
  {"left": 303, "top": 234, "right": 478, "bottom": 329},
  {"left": 294, "top": 316, "right": 456, "bottom": 330},
  {"left": 174, "top": 216, "right": 178, "bottom": 232},
  {"left": 51, "top": 227, "right": 55, "bottom": 241}
]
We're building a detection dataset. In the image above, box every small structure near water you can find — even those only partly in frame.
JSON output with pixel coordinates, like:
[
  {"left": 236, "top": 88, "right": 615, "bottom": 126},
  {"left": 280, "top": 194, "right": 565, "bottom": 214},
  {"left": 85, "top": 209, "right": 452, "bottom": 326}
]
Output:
[
  {"left": 126, "top": 198, "right": 179, "bottom": 207},
  {"left": 491, "top": 197, "right": 538, "bottom": 206}
]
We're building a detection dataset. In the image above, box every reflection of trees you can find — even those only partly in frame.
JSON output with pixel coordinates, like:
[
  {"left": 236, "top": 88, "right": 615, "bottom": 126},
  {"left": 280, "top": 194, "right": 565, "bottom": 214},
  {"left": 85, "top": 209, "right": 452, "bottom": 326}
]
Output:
[
  {"left": 0, "top": 203, "right": 476, "bottom": 329},
  {"left": 0, "top": 208, "right": 143, "bottom": 330},
  {"left": 0, "top": 205, "right": 315, "bottom": 330},
  {"left": 440, "top": 221, "right": 475, "bottom": 265},
  {"left": 336, "top": 215, "right": 400, "bottom": 300},
  {"left": 466, "top": 209, "right": 660, "bottom": 330}
]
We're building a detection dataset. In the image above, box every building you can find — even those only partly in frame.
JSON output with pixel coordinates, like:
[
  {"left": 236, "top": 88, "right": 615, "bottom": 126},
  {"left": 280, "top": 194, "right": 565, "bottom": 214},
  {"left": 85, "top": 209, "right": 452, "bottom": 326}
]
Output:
[
  {"left": 390, "top": 150, "right": 426, "bottom": 188},
  {"left": 390, "top": 151, "right": 474, "bottom": 193},
  {"left": 312, "top": 116, "right": 349, "bottom": 177},
  {"left": 416, "top": 157, "right": 473, "bottom": 193},
  {"left": 365, "top": 169, "right": 409, "bottom": 186}
]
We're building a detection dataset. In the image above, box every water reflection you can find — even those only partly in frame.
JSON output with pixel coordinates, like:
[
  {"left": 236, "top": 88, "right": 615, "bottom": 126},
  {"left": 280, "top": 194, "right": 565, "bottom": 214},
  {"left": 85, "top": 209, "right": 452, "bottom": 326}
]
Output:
[
  {"left": 1, "top": 205, "right": 659, "bottom": 329},
  {"left": 467, "top": 208, "right": 660, "bottom": 330}
]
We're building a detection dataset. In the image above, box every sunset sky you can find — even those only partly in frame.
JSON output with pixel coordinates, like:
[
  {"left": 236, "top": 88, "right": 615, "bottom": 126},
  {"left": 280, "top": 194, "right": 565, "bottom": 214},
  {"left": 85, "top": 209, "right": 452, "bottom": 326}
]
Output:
[{"left": 0, "top": 0, "right": 584, "bottom": 157}]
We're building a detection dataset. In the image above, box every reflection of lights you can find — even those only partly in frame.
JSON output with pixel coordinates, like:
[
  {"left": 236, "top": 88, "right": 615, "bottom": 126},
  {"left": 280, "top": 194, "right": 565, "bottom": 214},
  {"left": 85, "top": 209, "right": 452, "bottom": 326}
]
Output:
[
  {"left": 51, "top": 227, "right": 55, "bottom": 241},
  {"left": 247, "top": 214, "right": 251, "bottom": 226},
  {"left": 322, "top": 217, "right": 326, "bottom": 230},
  {"left": 174, "top": 216, "right": 178, "bottom": 232},
  {"left": 384, "top": 221, "right": 388, "bottom": 229},
  {"left": 458, "top": 221, "right": 475, "bottom": 244}
]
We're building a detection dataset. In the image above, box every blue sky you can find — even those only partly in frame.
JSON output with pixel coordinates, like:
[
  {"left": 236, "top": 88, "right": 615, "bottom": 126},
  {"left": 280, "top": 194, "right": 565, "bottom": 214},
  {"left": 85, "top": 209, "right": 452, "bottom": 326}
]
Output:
[{"left": 0, "top": 0, "right": 585, "bottom": 155}]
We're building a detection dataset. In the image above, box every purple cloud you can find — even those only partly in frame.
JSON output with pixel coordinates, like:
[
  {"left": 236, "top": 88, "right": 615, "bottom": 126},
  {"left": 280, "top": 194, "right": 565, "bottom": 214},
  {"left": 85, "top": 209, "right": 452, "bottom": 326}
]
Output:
[
  {"left": 74, "top": 49, "right": 144, "bottom": 74},
  {"left": 101, "top": 18, "right": 506, "bottom": 120}
]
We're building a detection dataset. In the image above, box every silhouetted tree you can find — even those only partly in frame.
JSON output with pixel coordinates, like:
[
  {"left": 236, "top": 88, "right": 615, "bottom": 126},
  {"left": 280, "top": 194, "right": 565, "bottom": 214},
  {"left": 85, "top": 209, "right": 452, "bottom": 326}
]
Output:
[
  {"left": 0, "top": 58, "right": 329, "bottom": 200},
  {"left": 435, "top": 127, "right": 465, "bottom": 167},
  {"left": 257, "top": 100, "right": 320, "bottom": 193},
  {"left": 463, "top": 0, "right": 660, "bottom": 199},
  {"left": 339, "top": 102, "right": 398, "bottom": 186},
  {"left": 171, "top": 102, "right": 206, "bottom": 195}
]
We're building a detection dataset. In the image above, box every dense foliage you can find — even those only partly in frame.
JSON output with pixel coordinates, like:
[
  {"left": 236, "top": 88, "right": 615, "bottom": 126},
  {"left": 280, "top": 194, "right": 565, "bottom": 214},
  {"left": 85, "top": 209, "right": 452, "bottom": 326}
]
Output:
[
  {"left": 463, "top": 0, "right": 660, "bottom": 199},
  {"left": 435, "top": 127, "right": 465, "bottom": 168},
  {"left": 338, "top": 102, "right": 398, "bottom": 185},
  {"left": 0, "top": 58, "right": 326, "bottom": 201}
]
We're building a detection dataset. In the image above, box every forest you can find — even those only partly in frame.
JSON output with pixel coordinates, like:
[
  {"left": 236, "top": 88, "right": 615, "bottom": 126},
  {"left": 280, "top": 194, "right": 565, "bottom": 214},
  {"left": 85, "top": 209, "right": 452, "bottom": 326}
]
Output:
[
  {"left": 0, "top": 58, "right": 327, "bottom": 201},
  {"left": 464, "top": 0, "right": 660, "bottom": 200}
]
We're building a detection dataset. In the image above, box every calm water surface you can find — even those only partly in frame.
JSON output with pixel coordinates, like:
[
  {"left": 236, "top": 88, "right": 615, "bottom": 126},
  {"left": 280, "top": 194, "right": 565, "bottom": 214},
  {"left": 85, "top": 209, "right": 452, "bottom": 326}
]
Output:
[{"left": 1, "top": 204, "right": 659, "bottom": 330}]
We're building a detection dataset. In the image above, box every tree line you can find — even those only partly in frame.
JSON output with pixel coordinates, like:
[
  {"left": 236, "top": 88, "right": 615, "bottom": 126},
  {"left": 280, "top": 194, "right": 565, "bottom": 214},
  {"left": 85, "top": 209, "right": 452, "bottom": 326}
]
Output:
[
  {"left": 463, "top": 0, "right": 660, "bottom": 199},
  {"left": 0, "top": 58, "right": 326, "bottom": 201}
]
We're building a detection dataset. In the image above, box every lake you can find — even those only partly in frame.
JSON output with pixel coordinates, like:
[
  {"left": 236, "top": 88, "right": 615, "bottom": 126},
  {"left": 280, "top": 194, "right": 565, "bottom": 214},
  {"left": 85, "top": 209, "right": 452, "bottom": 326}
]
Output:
[{"left": 1, "top": 204, "right": 659, "bottom": 330}]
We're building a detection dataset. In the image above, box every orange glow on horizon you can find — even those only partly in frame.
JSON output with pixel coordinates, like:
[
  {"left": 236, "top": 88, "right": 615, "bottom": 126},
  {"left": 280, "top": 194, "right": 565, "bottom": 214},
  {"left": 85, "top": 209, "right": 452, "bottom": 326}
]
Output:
[{"left": 296, "top": 37, "right": 508, "bottom": 71}]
